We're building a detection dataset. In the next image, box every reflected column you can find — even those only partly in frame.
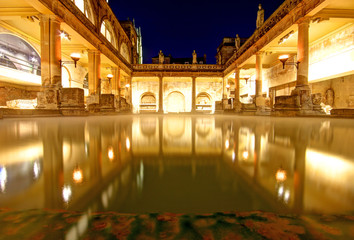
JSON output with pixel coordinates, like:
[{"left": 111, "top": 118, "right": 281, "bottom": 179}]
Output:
[
  {"left": 41, "top": 123, "right": 64, "bottom": 208},
  {"left": 293, "top": 144, "right": 306, "bottom": 214}
]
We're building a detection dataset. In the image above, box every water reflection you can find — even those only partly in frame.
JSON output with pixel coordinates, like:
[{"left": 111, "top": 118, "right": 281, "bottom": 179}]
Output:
[{"left": 0, "top": 116, "right": 353, "bottom": 215}]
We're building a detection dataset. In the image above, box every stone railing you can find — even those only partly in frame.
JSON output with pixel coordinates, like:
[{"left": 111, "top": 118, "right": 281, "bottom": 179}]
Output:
[
  {"left": 132, "top": 64, "right": 224, "bottom": 72},
  {"left": 225, "top": 0, "right": 303, "bottom": 68}
]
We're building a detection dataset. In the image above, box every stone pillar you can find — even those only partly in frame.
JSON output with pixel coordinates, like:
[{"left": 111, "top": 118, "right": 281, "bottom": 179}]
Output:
[
  {"left": 37, "top": 15, "right": 62, "bottom": 109},
  {"left": 158, "top": 76, "right": 163, "bottom": 113},
  {"left": 191, "top": 76, "right": 196, "bottom": 113},
  {"left": 255, "top": 52, "right": 266, "bottom": 111},
  {"left": 88, "top": 50, "right": 101, "bottom": 95},
  {"left": 296, "top": 18, "right": 310, "bottom": 87},
  {"left": 111, "top": 67, "right": 119, "bottom": 95},
  {"left": 233, "top": 68, "right": 242, "bottom": 112},
  {"left": 292, "top": 18, "right": 312, "bottom": 110},
  {"left": 222, "top": 77, "right": 227, "bottom": 99},
  {"left": 117, "top": 68, "right": 121, "bottom": 110}
]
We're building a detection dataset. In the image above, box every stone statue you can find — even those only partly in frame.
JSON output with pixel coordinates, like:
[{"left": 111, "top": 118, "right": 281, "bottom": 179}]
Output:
[
  {"left": 256, "top": 4, "right": 264, "bottom": 29},
  {"left": 158, "top": 50, "right": 164, "bottom": 64},
  {"left": 235, "top": 34, "right": 240, "bottom": 51},
  {"left": 192, "top": 50, "right": 197, "bottom": 64}
]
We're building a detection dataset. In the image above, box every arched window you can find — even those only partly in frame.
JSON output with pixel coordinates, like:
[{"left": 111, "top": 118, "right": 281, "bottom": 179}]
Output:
[
  {"left": 0, "top": 33, "right": 41, "bottom": 76},
  {"left": 120, "top": 42, "right": 130, "bottom": 63},
  {"left": 101, "top": 20, "right": 117, "bottom": 49},
  {"left": 71, "top": 0, "right": 94, "bottom": 24}
]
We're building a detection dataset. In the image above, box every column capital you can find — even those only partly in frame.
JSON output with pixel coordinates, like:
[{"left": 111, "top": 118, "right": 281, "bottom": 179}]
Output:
[
  {"left": 256, "top": 51, "right": 265, "bottom": 56},
  {"left": 297, "top": 17, "right": 311, "bottom": 26},
  {"left": 39, "top": 14, "right": 62, "bottom": 23}
]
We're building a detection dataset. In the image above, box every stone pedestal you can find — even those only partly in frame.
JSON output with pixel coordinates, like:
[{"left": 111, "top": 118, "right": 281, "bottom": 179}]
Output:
[
  {"left": 100, "top": 94, "right": 115, "bottom": 112},
  {"left": 60, "top": 88, "right": 86, "bottom": 115},
  {"left": 37, "top": 87, "right": 61, "bottom": 109}
]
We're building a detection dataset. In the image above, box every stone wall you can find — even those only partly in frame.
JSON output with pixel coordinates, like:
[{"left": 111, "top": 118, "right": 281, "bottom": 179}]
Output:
[
  {"left": 310, "top": 74, "right": 354, "bottom": 108},
  {"left": 0, "top": 85, "right": 38, "bottom": 106}
]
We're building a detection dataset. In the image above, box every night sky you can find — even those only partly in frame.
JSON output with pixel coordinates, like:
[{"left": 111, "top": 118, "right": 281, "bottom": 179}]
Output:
[{"left": 110, "top": 0, "right": 285, "bottom": 64}]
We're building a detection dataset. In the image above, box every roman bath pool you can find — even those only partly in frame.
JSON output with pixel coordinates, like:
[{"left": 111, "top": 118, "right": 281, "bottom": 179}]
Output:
[{"left": 0, "top": 115, "right": 353, "bottom": 216}]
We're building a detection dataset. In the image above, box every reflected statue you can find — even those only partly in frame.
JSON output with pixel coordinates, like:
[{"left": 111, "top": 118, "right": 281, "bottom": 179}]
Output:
[
  {"left": 256, "top": 4, "right": 264, "bottom": 29},
  {"left": 158, "top": 50, "right": 164, "bottom": 64}
]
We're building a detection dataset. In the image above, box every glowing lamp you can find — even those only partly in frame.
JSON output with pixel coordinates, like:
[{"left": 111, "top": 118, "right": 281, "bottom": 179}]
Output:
[
  {"left": 242, "top": 75, "right": 251, "bottom": 84},
  {"left": 278, "top": 55, "right": 299, "bottom": 69},
  {"left": 70, "top": 53, "right": 81, "bottom": 68},
  {"left": 225, "top": 139, "right": 230, "bottom": 149},
  {"left": 125, "top": 83, "right": 130, "bottom": 88},
  {"left": 226, "top": 84, "right": 230, "bottom": 89},
  {"left": 107, "top": 74, "right": 113, "bottom": 81},
  {"left": 276, "top": 168, "right": 287, "bottom": 182},
  {"left": 73, "top": 166, "right": 83, "bottom": 183}
]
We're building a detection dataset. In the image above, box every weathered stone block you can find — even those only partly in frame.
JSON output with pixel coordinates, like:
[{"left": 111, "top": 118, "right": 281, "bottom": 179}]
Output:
[
  {"left": 60, "top": 88, "right": 85, "bottom": 108},
  {"left": 100, "top": 94, "right": 115, "bottom": 111}
]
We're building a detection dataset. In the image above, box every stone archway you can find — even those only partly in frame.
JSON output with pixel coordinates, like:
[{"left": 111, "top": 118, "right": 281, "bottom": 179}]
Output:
[{"left": 167, "top": 91, "right": 185, "bottom": 113}]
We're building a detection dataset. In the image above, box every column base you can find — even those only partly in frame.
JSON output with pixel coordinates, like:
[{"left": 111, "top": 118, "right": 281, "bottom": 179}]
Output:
[{"left": 36, "top": 86, "right": 61, "bottom": 110}]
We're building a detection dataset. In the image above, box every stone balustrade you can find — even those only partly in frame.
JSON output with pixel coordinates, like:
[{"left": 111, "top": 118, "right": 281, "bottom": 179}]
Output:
[{"left": 132, "top": 64, "right": 224, "bottom": 72}]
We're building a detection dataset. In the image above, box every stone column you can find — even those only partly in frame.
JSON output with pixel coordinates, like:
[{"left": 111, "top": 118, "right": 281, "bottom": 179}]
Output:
[
  {"left": 191, "top": 76, "right": 196, "bottom": 113},
  {"left": 88, "top": 50, "right": 101, "bottom": 95},
  {"left": 158, "top": 76, "right": 163, "bottom": 113},
  {"left": 292, "top": 18, "right": 312, "bottom": 109},
  {"left": 111, "top": 67, "right": 119, "bottom": 95},
  {"left": 296, "top": 18, "right": 310, "bottom": 87},
  {"left": 255, "top": 52, "right": 266, "bottom": 110},
  {"left": 233, "top": 68, "right": 242, "bottom": 112},
  {"left": 37, "top": 15, "right": 62, "bottom": 109},
  {"left": 117, "top": 68, "right": 121, "bottom": 110}
]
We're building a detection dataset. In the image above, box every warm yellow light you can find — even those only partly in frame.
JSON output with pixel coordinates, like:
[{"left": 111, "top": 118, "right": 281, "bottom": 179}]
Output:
[
  {"left": 73, "top": 167, "right": 83, "bottom": 183},
  {"left": 125, "top": 83, "right": 130, "bottom": 88},
  {"left": 126, "top": 137, "right": 131, "bottom": 151},
  {"left": 225, "top": 139, "right": 230, "bottom": 149},
  {"left": 107, "top": 74, "right": 113, "bottom": 80},
  {"left": 242, "top": 150, "right": 249, "bottom": 160},
  {"left": 226, "top": 84, "right": 230, "bottom": 89},
  {"left": 276, "top": 168, "right": 287, "bottom": 182},
  {"left": 70, "top": 53, "right": 81, "bottom": 68},
  {"left": 278, "top": 54, "right": 289, "bottom": 60},
  {"left": 108, "top": 146, "right": 114, "bottom": 160},
  {"left": 70, "top": 53, "right": 81, "bottom": 60}
]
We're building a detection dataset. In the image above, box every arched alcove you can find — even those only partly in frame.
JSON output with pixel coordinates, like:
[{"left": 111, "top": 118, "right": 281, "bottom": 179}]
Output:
[
  {"left": 167, "top": 91, "right": 185, "bottom": 113},
  {"left": 140, "top": 92, "right": 156, "bottom": 112},
  {"left": 196, "top": 92, "right": 212, "bottom": 113},
  {"left": 120, "top": 42, "right": 130, "bottom": 63}
]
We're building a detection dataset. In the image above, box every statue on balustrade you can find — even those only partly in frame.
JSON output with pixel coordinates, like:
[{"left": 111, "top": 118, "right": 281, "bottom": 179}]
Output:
[{"left": 256, "top": 4, "right": 264, "bottom": 29}]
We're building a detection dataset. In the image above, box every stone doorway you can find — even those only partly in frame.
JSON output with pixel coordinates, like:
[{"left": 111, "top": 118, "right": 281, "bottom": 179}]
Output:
[{"left": 167, "top": 91, "right": 185, "bottom": 113}]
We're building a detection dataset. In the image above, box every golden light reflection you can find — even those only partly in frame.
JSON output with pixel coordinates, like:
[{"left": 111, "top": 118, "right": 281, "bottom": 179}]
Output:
[
  {"left": 276, "top": 168, "right": 287, "bottom": 182},
  {"left": 225, "top": 139, "right": 230, "bottom": 149},
  {"left": 242, "top": 150, "right": 249, "bottom": 160},
  {"left": 126, "top": 137, "right": 131, "bottom": 151},
  {"left": 62, "top": 185, "right": 72, "bottom": 203},
  {"left": 0, "top": 166, "right": 7, "bottom": 192},
  {"left": 108, "top": 146, "right": 114, "bottom": 161},
  {"left": 73, "top": 167, "right": 83, "bottom": 183}
]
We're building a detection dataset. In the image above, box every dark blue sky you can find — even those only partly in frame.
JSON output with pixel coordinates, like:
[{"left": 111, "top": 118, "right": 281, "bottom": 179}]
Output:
[{"left": 110, "top": 0, "right": 284, "bottom": 63}]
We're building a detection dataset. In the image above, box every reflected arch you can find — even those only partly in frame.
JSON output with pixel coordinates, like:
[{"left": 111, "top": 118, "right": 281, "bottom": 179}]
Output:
[{"left": 166, "top": 91, "right": 185, "bottom": 113}]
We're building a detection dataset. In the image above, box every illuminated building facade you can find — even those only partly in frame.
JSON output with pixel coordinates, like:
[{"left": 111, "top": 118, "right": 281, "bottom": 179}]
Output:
[{"left": 0, "top": 0, "right": 353, "bottom": 116}]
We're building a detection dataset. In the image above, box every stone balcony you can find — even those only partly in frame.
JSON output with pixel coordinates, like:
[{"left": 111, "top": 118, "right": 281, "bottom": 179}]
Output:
[{"left": 132, "top": 64, "right": 224, "bottom": 72}]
